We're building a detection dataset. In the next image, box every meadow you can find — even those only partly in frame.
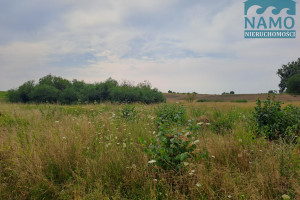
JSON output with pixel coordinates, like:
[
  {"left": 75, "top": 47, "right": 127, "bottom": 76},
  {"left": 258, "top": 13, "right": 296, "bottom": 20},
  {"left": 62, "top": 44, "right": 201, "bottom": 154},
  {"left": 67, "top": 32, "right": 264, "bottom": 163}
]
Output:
[{"left": 0, "top": 100, "right": 299, "bottom": 199}]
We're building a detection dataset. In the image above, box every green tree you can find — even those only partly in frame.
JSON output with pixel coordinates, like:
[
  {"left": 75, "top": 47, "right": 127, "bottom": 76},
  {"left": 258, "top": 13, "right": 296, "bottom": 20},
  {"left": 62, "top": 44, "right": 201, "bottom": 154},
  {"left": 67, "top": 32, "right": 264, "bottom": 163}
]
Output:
[
  {"left": 286, "top": 74, "right": 300, "bottom": 95},
  {"left": 277, "top": 58, "right": 300, "bottom": 93},
  {"left": 30, "top": 84, "right": 59, "bottom": 103},
  {"left": 39, "top": 74, "right": 71, "bottom": 91},
  {"left": 59, "top": 87, "right": 79, "bottom": 104},
  {"left": 7, "top": 80, "right": 35, "bottom": 103}
]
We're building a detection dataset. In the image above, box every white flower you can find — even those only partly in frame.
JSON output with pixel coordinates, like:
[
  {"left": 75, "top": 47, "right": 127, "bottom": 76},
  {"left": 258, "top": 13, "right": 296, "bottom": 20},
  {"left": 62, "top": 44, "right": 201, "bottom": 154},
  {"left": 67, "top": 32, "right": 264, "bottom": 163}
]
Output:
[
  {"left": 197, "top": 122, "right": 203, "bottom": 126},
  {"left": 205, "top": 123, "right": 211, "bottom": 125},
  {"left": 211, "top": 155, "right": 215, "bottom": 158},
  {"left": 196, "top": 182, "right": 201, "bottom": 187},
  {"left": 153, "top": 179, "right": 158, "bottom": 182},
  {"left": 55, "top": 121, "right": 59, "bottom": 123},
  {"left": 183, "top": 162, "right": 189, "bottom": 166},
  {"left": 228, "top": 195, "right": 232, "bottom": 198},
  {"left": 148, "top": 160, "right": 156, "bottom": 164},
  {"left": 282, "top": 194, "right": 291, "bottom": 200},
  {"left": 193, "top": 140, "right": 200, "bottom": 144},
  {"left": 189, "top": 170, "right": 195, "bottom": 175},
  {"left": 123, "top": 143, "right": 126, "bottom": 148}
]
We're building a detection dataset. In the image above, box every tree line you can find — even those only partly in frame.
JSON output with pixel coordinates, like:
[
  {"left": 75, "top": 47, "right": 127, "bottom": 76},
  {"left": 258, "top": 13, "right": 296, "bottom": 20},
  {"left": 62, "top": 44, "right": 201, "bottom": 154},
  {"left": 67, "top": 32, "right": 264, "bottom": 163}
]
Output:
[{"left": 7, "top": 75, "right": 165, "bottom": 104}]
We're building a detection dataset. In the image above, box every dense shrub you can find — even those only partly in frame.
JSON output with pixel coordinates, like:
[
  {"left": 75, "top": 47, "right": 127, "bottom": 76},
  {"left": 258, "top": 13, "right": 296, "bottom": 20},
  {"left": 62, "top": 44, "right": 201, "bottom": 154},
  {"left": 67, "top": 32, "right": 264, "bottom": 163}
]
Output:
[
  {"left": 249, "top": 96, "right": 300, "bottom": 141},
  {"left": 286, "top": 74, "right": 300, "bottom": 95},
  {"left": 120, "top": 105, "right": 137, "bottom": 120},
  {"left": 154, "top": 103, "right": 187, "bottom": 127},
  {"left": 30, "top": 84, "right": 59, "bottom": 103},
  {"left": 140, "top": 121, "right": 200, "bottom": 171},
  {"left": 7, "top": 75, "right": 165, "bottom": 104}
]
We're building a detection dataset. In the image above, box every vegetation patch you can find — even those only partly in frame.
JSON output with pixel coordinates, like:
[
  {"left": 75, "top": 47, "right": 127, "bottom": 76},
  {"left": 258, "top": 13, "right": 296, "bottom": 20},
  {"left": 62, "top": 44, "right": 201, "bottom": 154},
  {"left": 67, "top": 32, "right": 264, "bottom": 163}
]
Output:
[
  {"left": 7, "top": 75, "right": 165, "bottom": 104},
  {"left": 249, "top": 96, "right": 300, "bottom": 142}
]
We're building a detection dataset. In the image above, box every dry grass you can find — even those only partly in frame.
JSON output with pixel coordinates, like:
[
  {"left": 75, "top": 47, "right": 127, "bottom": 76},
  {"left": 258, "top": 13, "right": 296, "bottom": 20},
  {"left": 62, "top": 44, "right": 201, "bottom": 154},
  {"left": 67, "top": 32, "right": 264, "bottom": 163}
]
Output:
[{"left": 0, "top": 102, "right": 299, "bottom": 199}]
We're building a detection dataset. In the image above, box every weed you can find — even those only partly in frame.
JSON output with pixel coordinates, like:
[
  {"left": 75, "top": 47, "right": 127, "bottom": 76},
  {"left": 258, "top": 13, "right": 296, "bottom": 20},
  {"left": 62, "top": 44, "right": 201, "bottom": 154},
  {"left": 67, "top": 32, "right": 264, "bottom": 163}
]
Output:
[
  {"left": 120, "top": 105, "right": 137, "bottom": 120},
  {"left": 249, "top": 96, "right": 300, "bottom": 141},
  {"left": 154, "top": 103, "right": 187, "bottom": 127},
  {"left": 140, "top": 120, "right": 200, "bottom": 171}
]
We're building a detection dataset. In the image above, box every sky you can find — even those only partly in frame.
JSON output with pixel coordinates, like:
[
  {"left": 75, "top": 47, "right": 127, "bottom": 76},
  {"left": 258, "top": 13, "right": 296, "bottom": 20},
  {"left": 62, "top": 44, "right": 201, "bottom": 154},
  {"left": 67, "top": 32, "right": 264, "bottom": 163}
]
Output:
[{"left": 0, "top": 0, "right": 299, "bottom": 94}]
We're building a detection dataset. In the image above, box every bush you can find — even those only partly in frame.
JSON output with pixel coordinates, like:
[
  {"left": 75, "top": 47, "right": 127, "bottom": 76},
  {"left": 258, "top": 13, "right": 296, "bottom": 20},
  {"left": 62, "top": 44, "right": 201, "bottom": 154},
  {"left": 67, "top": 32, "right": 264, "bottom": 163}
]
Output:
[
  {"left": 197, "top": 99, "right": 211, "bottom": 102},
  {"left": 140, "top": 121, "right": 200, "bottom": 171},
  {"left": 30, "top": 84, "right": 59, "bottom": 103},
  {"left": 286, "top": 74, "right": 300, "bottom": 95},
  {"left": 7, "top": 75, "right": 165, "bottom": 104},
  {"left": 231, "top": 99, "right": 248, "bottom": 103},
  {"left": 120, "top": 105, "right": 137, "bottom": 120},
  {"left": 154, "top": 103, "right": 187, "bottom": 127},
  {"left": 249, "top": 96, "right": 300, "bottom": 141}
]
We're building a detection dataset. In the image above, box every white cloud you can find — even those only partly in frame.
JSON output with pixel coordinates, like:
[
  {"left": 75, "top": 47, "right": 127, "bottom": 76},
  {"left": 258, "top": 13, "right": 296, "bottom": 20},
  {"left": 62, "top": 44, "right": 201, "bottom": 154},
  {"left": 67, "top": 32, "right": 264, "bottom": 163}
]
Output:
[{"left": 0, "top": 0, "right": 299, "bottom": 93}]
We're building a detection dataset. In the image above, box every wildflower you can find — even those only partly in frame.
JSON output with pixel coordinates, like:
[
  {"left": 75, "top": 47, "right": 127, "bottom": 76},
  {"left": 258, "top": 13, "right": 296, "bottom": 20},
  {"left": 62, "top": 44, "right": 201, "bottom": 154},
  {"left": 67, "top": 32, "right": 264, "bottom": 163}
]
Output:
[
  {"left": 193, "top": 140, "right": 200, "bottom": 144},
  {"left": 153, "top": 131, "right": 156, "bottom": 134},
  {"left": 211, "top": 155, "right": 215, "bottom": 158},
  {"left": 228, "top": 195, "right": 232, "bottom": 198},
  {"left": 55, "top": 121, "right": 59, "bottom": 123},
  {"left": 189, "top": 170, "right": 195, "bottom": 175},
  {"left": 282, "top": 194, "right": 290, "bottom": 199},
  {"left": 197, "top": 122, "right": 203, "bottom": 126},
  {"left": 183, "top": 162, "right": 189, "bottom": 166},
  {"left": 153, "top": 179, "right": 158, "bottom": 182},
  {"left": 196, "top": 182, "right": 201, "bottom": 187},
  {"left": 205, "top": 123, "right": 211, "bottom": 125},
  {"left": 148, "top": 160, "right": 156, "bottom": 164},
  {"left": 123, "top": 143, "right": 126, "bottom": 148}
]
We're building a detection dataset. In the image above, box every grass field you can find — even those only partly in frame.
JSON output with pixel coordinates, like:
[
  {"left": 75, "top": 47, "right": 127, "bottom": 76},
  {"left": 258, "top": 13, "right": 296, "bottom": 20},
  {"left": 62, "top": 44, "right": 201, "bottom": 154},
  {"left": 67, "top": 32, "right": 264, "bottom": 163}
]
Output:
[{"left": 0, "top": 101, "right": 299, "bottom": 199}]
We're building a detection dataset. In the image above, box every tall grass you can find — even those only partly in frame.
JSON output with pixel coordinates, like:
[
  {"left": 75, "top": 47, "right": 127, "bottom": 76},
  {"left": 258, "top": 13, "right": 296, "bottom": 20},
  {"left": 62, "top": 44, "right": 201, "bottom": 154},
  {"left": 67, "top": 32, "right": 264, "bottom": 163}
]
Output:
[{"left": 0, "top": 102, "right": 299, "bottom": 199}]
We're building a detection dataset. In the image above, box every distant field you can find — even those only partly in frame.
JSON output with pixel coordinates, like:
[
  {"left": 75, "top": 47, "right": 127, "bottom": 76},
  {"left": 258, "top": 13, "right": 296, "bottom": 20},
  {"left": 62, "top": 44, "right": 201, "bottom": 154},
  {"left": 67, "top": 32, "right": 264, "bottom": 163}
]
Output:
[{"left": 164, "top": 93, "right": 300, "bottom": 102}]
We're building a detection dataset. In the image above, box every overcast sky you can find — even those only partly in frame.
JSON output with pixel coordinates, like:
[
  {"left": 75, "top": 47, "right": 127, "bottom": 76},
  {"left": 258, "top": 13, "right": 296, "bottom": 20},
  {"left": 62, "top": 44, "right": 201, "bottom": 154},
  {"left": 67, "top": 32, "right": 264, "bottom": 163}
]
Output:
[{"left": 0, "top": 0, "right": 299, "bottom": 94}]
